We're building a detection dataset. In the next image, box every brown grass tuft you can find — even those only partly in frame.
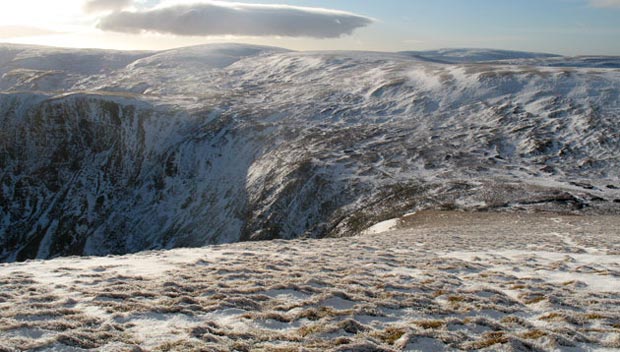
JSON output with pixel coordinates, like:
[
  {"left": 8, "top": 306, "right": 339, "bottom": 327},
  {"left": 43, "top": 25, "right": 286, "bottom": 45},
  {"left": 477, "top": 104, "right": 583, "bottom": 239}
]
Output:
[
  {"left": 373, "top": 326, "right": 407, "bottom": 345},
  {"left": 414, "top": 320, "right": 444, "bottom": 329}
]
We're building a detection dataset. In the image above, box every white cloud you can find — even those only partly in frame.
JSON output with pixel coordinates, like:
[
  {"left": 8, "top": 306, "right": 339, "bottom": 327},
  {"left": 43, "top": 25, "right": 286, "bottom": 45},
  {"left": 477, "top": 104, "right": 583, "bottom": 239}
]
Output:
[
  {"left": 97, "top": 1, "right": 373, "bottom": 38},
  {"left": 84, "top": 0, "right": 133, "bottom": 13},
  {"left": 589, "top": 0, "right": 620, "bottom": 7},
  {"left": 0, "top": 0, "right": 84, "bottom": 28}
]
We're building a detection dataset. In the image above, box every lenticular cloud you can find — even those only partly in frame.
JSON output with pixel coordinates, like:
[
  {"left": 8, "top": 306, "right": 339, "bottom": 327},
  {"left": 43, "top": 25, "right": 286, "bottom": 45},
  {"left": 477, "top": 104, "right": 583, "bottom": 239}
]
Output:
[
  {"left": 84, "top": 0, "right": 132, "bottom": 13},
  {"left": 97, "top": 1, "right": 373, "bottom": 38}
]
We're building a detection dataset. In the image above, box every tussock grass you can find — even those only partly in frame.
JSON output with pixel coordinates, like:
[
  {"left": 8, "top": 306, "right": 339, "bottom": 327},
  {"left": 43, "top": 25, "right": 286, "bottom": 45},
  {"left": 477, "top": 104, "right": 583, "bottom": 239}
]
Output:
[
  {"left": 372, "top": 326, "right": 407, "bottom": 345},
  {"left": 1, "top": 211, "right": 619, "bottom": 350},
  {"left": 414, "top": 320, "right": 444, "bottom": 329}
]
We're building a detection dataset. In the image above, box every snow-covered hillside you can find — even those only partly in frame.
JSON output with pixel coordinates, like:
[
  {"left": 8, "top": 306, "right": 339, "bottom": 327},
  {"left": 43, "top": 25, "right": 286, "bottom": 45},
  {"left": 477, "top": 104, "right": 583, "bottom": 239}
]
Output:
[
  {"left": 0, "top": 44, "right": 151, "bottom": 92},
  {"left": 399, "top": 48, "right": 559, "bottom": 64},
  {"left": 1, "top": 211, "right": 618, "bottom": 351},
  {"left": 0, "top": 43, "right": 619, "bottom": 262}
]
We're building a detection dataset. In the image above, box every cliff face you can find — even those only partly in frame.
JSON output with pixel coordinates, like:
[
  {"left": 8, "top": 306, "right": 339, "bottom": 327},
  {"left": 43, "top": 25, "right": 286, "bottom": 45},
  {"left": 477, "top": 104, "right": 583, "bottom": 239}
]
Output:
[
  {"left": 1, "top": 44, "right": 619, "bottom": 262},
  {"left": 0, "top": 93, "right": 261, "bottom": 261}
]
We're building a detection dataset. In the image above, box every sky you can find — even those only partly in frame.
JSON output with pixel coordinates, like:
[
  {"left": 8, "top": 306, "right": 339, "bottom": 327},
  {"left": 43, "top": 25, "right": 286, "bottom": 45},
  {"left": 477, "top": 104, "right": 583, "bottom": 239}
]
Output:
[{"left": 0, "top": 0, "right": 619, "bottom": 55}]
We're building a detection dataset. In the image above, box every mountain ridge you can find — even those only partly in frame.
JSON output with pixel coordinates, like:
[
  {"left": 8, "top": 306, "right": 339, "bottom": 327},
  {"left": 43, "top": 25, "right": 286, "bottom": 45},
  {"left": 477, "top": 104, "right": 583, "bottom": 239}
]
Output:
[{"left": 1, "top": 43, "right": 619, "bottom": 262}]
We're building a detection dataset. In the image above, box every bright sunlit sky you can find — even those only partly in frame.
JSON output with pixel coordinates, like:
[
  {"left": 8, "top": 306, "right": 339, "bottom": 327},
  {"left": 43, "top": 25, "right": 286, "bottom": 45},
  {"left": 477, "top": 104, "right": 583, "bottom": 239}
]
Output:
[{"left": 1, "top": 0, "right": 619, "bottom": 55}]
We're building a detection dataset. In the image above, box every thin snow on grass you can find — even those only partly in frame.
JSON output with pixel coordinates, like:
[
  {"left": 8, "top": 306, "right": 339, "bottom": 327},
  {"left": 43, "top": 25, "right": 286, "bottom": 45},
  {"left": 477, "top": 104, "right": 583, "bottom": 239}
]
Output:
[{"left": 1, "top": 211, "right": 619, "bottom": 351}]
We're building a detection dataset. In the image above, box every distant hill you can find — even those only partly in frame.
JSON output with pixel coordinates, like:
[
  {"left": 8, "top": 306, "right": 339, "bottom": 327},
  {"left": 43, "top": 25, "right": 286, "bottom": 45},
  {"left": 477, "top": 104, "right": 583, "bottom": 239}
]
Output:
[{"left": 399, "top": 48, "right": 560, "bottom": 64}]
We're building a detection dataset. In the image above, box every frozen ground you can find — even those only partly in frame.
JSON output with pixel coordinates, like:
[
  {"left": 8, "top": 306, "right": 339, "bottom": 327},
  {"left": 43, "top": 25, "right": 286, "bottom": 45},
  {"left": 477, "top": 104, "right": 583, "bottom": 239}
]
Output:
[{"left": 1, "top": 211, "right": 619, "bottom": 351}]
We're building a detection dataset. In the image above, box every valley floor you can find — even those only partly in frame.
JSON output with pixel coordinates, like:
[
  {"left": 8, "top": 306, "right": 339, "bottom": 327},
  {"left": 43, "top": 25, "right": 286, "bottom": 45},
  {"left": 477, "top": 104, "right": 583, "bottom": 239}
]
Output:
[{"left": 1, "top": 211, "right": 619, "bottom": 351}]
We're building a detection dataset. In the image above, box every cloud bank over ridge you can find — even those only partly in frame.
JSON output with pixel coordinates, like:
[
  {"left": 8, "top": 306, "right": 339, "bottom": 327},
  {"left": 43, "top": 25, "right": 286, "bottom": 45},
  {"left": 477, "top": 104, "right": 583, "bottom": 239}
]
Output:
[
  {"left": 97, "top": 1, "right": 373, "bottom": 38},
  {"left": 84, "top": 0, "right": 133, "bottom": 13}
]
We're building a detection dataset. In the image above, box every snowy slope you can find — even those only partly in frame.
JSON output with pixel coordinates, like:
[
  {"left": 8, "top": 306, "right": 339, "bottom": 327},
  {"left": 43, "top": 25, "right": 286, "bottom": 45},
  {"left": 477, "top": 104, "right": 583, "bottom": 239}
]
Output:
[
  {"left": 399, "top": 48, "right": 559, "bottom": 64},
  {"left": 399, "top": 48, "right": 620, "bottom": 68},
  {"left": 1, "top": 43, "right": 619, "bottom": 261},
  {"left": 496, "top": 56, "right": 620, "bottom": 69},
  {"left": 0, "top": 43, "right": 152, "bottom": 91},
  {"left": 0, "top": 211, "right": 618, "bottom": 351}
]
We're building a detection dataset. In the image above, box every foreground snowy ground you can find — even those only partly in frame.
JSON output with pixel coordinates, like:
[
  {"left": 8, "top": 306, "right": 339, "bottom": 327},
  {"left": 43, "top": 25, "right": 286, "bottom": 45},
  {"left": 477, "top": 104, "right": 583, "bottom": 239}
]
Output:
[{"left": 1, "top": 211, "right": 619, "bottom": 352}]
